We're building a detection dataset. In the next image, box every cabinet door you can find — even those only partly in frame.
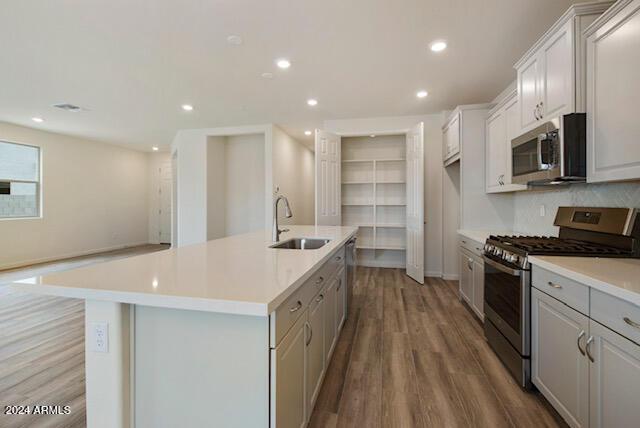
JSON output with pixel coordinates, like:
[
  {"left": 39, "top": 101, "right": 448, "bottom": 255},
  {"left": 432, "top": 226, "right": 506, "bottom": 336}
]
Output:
[
  {"left": 540, "top": 20, "right": 573, "bottom": 120},
  {"left": 532, "top": 289, "right": 589, "bottom": 428},
  {"left": 503, "top": 95, "right": 522, "bottom": 187},
  {"left": 589, "top": 320, "right": 640, "bottom": 428},
  {"left": 271, "top": 311, "right": 308, "bottom": 428},
  {"left": 315, "top": 130, "right": 341, "bottom": 225},
  {"left": 586, "top": 0, "right": 640, "bottom": 183},
  {"left": 306, "top": 292, "right": 325, "bottom": 414},
  {"left": 486, "top": 110, "right": 507, "bottom": 192},
  {"left": 324, "top": 278, "right": 337, "bottom": 360},
  {"left": 518, "top": 54, "right": 542, "bottom": 131},
  {"left": 336, "top": 272, "right": 346, "bottom": 332},
  {"left": 448, "top": 114, "right": 460, "bottom": 158},
  {"left": 459, "top": 250, "right": 473, "bottom": 305},
  {"left": 471, "top": 258, "right": 484, "bottom": 320}
]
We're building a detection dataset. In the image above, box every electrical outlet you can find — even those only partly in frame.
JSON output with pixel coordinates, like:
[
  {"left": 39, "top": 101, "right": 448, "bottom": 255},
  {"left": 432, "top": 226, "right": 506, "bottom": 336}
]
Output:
[{"left": 90, "top": 322, "right": 109, "bottom": 353}]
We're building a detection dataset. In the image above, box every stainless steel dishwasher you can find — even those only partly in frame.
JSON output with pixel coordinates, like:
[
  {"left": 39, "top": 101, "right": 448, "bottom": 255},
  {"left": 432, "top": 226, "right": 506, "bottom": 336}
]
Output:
[{"left": 345, "top": 237, "right": 356, "bottom": 314}]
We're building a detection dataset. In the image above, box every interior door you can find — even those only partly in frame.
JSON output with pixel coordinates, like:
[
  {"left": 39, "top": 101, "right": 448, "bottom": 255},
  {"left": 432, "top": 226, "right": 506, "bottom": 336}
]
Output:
[
  {"left": 315, "top": 130, "right": 341, "bottom": 226},
  {"left": 159, "top": 161, "right": 172, "bottom": 244},
  {"left": 405, "top": 122, "right": 424, "bottom": 283}
]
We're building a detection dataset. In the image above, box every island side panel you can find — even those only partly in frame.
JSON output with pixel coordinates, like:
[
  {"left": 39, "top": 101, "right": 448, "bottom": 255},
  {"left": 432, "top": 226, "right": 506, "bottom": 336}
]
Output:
[
  {"left": 134, "top": 305, "right": 269, "bottom": 428},
  {"left": 85, "top": 300, "right": 132, "bottom": 428}
]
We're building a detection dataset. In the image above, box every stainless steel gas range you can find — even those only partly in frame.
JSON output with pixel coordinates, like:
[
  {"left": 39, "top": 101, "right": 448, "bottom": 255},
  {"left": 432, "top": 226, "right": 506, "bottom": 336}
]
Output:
[{"left": 482, "top": 207, "right": 640, "bottom": 389}]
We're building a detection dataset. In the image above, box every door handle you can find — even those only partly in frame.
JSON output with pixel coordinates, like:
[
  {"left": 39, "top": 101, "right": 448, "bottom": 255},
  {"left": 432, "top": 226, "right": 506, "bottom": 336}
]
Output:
[
  {"left": 305, "top": 322, "right": 313, "bottom": 346},
  {"left": 577, "top": 330, "right": 586, "bottom": 356},
  {"left": 586, "top": 336, "right": 595, "bottom": 362}
]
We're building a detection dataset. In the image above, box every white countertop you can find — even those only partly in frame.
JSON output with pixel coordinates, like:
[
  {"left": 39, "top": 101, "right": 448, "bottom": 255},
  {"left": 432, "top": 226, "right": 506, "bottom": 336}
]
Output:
[
  {"left": 458, "top": 229, "right": 515, "bottom": 245},
  {"left": 7, "top": 226, "right": 358, "bottom": 317},
  {"left": 529, "top": 256, "right": 640, "bottom": 307}
]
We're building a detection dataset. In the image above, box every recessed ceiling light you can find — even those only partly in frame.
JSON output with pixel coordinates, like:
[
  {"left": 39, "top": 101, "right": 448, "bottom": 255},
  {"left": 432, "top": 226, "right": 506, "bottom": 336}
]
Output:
[
  {"left": 226, "top": 35, "right": 243, "bottom": 45},
  {"left": 430, "top": 40, "right": 447, "bottom": 52},
  {"left": 31, "top": 117, "right": 44, "bottom": 123},
  {"left": 416, "top": 90, "right": 428, "bottom": 98},
  {"left": 261, "top": 72, "right": 274, "bottom": 79},
  {"left": 276, "top": 59, "right": 291, "bottom": 69},
  {"left": 304, "top": 130, "right": 312, "bottom": 136},
  {"left": 307, "top": 99, "right": 318, "bottom": 106},
  {"left": 152, "top": 146, "right": 159, "bottom": 151},
  {"left": 181, "top": 104, "right": 194, "bottom": 111}
]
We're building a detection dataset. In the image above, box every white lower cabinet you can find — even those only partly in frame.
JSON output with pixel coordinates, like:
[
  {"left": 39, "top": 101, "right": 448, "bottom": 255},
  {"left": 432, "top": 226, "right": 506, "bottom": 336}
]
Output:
[
  {"left": 532, "top": 288, "right": 589, "bottom": 428},
  {"left": 306, "top": 289, "right": 325, "bottom": 414},
  {"left": 336, "top": 271, "right": 346, "bottom": 332},
  {"left": 532, "top": 278, "right": 640, "bottom": 428},
  {"left": 324, "top": 277, "right": 337, "bottom": 361},
  {"left": 271, "top": 312, "right": 308, "bottom": 428},
  {"left": 459, "top": 246, "right": 484, "bottom": 320},
  {"left": 588, "top": 320, "right": 640, "bottom": 428}
]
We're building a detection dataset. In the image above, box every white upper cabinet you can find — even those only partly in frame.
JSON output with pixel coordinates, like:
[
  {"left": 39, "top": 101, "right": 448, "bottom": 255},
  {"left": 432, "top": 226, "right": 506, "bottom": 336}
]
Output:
[
  {"left": 486, "top": 89, "right": 527, "bottom": 193},
  {"left": 443, "top": 112, "right": 460, "bottom": 166},
  {"left": 514, "top": 2, "right": 613, "bottom": 135},
  {"left": 585, "top": 0, "right": 640, "bottom": 183}
]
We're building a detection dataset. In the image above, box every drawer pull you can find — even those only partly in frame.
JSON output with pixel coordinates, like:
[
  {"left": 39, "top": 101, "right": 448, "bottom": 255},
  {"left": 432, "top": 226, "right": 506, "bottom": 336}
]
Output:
[
  {"left": 586, "top": 336, "right": 595, "bottom": 362},
  {"left": 623, "top": 317, "right": 640, "bottom": 330},
  {"left": 461, "top": 240, "right": 467, "bottom": 244},
  {"left": 337, "top": 280, "right": 342, "bottom": 291},
  {"left": 577, "top": 330, "right": 586, "bottom": 356},
  {"left": 547, "top": 281, "right": 562, "bottom": 289},
  {"left": 305, "top": 322, "right": 313, "bottom": 346},
  {"left": 315, "top": 276, "right": 324, "bottom": 285},
  {"left": 316, "top": 293, "right": 324, "bottom": 302},
  {"left": 289, "top": 300, "right": 302, "bottom": 313},
  {"left": 335, "top": 256, "right": 342, "bottom": 261}
]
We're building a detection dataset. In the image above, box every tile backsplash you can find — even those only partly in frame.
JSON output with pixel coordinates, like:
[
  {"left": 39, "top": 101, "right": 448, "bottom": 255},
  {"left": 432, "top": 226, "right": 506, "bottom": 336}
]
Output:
[{"left": 514, "top": 182, "right": 640, "bottom": 236}]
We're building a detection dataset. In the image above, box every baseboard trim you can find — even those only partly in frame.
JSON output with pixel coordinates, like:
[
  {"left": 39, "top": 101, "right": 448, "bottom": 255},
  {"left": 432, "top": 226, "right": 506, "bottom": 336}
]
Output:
[
  {"left": 0, "top": 241, "right": 151, "bottom": 271},
  {"left": 425, "top": 271, "right": 443, "bottom": 278},
  {"left": 442, "top": 274, "right": 460, "bottom": 281},
  {"left": 356, "top": 260, "right": 405, "bottom": 269}
]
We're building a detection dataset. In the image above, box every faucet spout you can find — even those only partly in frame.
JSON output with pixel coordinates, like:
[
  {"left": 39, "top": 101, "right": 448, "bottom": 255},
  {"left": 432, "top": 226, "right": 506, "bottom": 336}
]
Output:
[{"left": 273, "top": 194, "right": 293, "bottom": 242}]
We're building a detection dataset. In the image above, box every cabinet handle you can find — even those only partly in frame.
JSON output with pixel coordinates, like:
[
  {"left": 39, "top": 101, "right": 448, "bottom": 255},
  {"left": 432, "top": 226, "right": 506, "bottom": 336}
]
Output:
[
  {"left": 534, "top": 104, "right": 540, "bottom": 120},
  {"left": 461, "top": 240, "right": 467, "bottom": 244},
  {"left": 623, "top": 317, "right": 640, "bottom": 330},
  {"left": 316, "top": 293, "right": 324, "bottom": 302},
  {"left": 586, "top": 336, "right": 595, "bottom": 362},
  {"left": 539, "top": 101, "right": 544, "bottom": 118},
  {"left": 547, "top": 281, "right": 562, "bottom": 289},
  {"left": 337, "top": 279, "right": 342, "bottom": 291},
  {"left": 335, "top": 256, "right": 342, "bottom": 261},
  {"left": 289, "top": 300, "right": 302, "bottom": 313},
  {"left": 467, "top": 258, "right": 473, "bottom": 270},
  {"left": 315, "top": 276, "right": 324, "bottom": 285},
  {"left": 577, "top": 330, "right": 586, "bottom": 356},
  {"left": 305, "top": 322, "right": 313, "bottom": 346}
]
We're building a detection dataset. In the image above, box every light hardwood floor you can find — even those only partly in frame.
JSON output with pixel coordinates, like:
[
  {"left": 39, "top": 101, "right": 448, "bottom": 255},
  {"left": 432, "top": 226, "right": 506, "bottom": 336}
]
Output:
[
  {"left": 308, "top": 267, "right": 566, "bottom": 428},
  {"left": 0, "top": 245, "right": 168, "bottom": 428}
]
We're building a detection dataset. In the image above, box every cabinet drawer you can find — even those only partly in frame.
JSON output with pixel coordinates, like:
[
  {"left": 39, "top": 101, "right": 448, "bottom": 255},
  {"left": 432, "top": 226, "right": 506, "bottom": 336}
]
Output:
[
  {"left": 459, "top": 236, "right": 484, "bottom": 258},
  {"left": 591, "top": 289, "right": 640, "bottom": 346},
  {"left": 532, "top": 266, "right": 589, "bottom": 315},
  {"left": 270, "top": 247, "right": 345, "bottom": 347}
]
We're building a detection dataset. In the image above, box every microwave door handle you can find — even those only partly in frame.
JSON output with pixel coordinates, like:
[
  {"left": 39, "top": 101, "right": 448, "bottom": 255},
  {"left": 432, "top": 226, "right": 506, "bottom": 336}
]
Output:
[{"left": 537, "top": 133, "right": 548, "bottom": 170}]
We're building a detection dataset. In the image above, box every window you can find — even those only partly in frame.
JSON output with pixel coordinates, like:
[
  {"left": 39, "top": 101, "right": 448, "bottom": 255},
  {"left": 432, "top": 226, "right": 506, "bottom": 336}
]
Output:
[{"left": 0, "top": 141, "right": 41, "bottom": 218}]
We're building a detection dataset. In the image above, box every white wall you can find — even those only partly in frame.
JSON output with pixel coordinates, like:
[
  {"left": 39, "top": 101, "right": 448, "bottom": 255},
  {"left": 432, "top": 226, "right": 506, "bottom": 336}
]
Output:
[
  {"left": 0, "top": 122, "right": 149, "bottom": 269},
  {"left": 442, "top": 162, "right": 461, "bottom": 279},
  {"left": 324, "top": 114, "right": 444, "bottom": 277},
  {"left": 206, "top": 136, "right": 226, "bottom": 240},
  {"left": 272, "top": 126, "right": 315, "bottom": 226},
  {"left": 224, "top": 134, "right": 266, "bottom": 235}
]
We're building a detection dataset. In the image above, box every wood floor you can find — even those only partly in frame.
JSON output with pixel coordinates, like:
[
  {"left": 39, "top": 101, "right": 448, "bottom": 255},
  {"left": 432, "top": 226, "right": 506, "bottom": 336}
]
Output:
[
  {"left": 308, "top": 267, "right": 566, "bottom": 428},
  {"left": 0, "top": 245, "right": 168, "bottom": 428}
]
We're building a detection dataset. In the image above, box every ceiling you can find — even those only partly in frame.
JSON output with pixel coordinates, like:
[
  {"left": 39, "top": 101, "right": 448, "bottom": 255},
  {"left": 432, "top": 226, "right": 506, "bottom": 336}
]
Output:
[{"left": 0, "top": 0, "right": 580, "bottom": 151}]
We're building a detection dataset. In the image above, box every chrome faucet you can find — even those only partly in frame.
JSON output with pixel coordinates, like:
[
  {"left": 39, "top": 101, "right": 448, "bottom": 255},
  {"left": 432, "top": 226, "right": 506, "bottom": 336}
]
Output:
[{"left": 272, "top": 194, "right": 293, "bottom": 242}]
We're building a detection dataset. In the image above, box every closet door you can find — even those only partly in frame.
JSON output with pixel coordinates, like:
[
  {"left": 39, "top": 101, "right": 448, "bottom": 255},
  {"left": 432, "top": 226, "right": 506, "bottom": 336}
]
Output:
[
  {"left": 315, "top": 130, "right": 341, "bottom": 225},
  {"left": 405, "top": 122, "right": 424, "bottom": 284}
]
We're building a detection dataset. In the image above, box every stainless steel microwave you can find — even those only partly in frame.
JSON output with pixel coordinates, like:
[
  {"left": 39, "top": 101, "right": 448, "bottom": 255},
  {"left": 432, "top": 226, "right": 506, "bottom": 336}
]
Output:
[{"left": 511, "top": 113, "right": 586, "bottom": 186}]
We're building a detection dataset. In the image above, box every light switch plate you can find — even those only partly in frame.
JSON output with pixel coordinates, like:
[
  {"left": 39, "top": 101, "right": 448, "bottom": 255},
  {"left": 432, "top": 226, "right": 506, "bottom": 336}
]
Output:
[{"left": 90, "top": 322, "right": 109, "bottom": 353}]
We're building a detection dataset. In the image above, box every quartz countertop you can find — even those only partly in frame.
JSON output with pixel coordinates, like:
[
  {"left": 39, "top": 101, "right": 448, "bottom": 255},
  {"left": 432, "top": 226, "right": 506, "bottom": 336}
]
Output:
[
  {"left": 7, "top": 226, "right": 358, "bottom": 316},
  {"left": 529, "top": 256, "right": 640, "bottom": 307},
  {"left": 458, "top": 229, "right": 515, "bottom": 245}
]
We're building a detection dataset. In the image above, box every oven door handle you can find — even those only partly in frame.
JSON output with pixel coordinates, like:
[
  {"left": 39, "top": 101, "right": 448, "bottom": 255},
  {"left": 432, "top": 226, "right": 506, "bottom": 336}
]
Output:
[{"left": 482, "top": 255, "right": 523, "bottom": 276}]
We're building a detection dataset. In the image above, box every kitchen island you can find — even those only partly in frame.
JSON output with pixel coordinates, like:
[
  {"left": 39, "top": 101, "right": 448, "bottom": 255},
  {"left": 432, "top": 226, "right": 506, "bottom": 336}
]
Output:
[{"left": 8, "top": 225, "right": 357, "bottom": 428}]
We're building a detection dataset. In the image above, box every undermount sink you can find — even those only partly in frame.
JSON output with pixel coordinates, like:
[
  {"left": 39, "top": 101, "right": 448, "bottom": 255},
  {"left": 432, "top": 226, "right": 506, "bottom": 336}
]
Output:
[{"left": 270, "top": 238, "right": 331, "bottom": 250}]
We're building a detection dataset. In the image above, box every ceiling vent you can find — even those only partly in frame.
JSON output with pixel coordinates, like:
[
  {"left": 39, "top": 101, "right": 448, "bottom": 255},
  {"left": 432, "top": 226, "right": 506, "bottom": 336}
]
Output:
[{"left": 52, "top": 103, "right": 83, "bottom": 112}]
